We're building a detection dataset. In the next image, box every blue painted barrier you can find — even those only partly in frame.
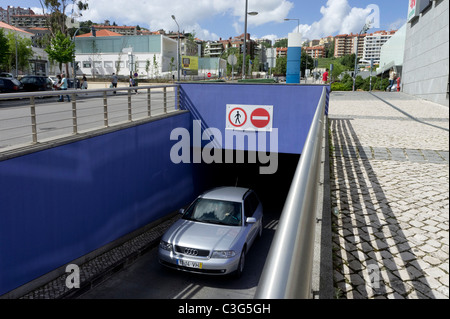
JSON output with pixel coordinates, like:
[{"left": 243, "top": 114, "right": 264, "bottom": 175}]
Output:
[
  {"left": 179, "top": 83, "right": 329, "bottom": 154},
  {"left": 0, "top": 112, "right": 197, "bottom": 295}
]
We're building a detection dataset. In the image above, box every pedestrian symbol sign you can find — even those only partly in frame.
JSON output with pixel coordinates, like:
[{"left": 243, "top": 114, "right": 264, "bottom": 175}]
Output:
[
  {"left": 228, "top": 107, "right": 247, "bottom": 128},
  {"left": 226, "top": 104, "right": 273, "bottom": 131}
]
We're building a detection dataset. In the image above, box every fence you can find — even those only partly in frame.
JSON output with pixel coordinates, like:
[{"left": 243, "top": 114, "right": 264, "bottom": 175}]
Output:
[
  {"left": 255, "top": 86, "right": 328, "bottom": 299},
  {"left": 0, "top": 85, "right": 180, "bottom": 154}
]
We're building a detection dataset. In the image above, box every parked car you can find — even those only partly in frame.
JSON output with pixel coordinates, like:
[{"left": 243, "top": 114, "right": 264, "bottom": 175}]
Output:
[
  {"left": 159, "top": 187, "right": 263, "bottom": 277},
  {"left": 67, "top": 78, "right": 81, "bottom": 89},
  {"left": 0, "top": 72, "right": 14, "bottom": 78},
  {"left": 49, "top": 76, "right": 58, "bottom": 86},
  {"left": 0, "top": 77, "right": 24, "bottom": 93},
  {"left": 20, "top": 75, "right": 53, "bottom": 92}
]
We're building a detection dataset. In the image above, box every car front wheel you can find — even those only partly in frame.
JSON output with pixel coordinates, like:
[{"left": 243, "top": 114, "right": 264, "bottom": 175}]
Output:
[{"left": 235, "top": 248, "right": 246, "bottom": 278}]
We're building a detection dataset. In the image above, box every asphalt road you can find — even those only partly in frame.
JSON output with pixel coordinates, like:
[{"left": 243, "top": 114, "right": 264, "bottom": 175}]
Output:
[
  {"left": 77, "top": 209, "right": 280, "bottom": 299},
  {"left": 0, "top": 88, "right": 177, "bottom": 151}
]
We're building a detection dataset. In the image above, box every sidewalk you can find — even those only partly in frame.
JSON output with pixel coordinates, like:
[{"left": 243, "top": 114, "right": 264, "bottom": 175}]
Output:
[{"left": 328, "top": 91, "right": 449, "bottom": 299}]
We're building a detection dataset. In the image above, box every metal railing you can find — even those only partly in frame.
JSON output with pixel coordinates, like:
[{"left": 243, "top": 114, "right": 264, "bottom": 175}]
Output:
[
  {"left": 255, "top": 86, "right": 327, "bottom": 299},
  {"left": 0, "top": 85, "right": 180, "bottom": 153}
]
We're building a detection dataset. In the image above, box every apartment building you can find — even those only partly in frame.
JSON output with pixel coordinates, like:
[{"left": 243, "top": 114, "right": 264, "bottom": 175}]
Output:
[
  {"left": 304, "top": 46, "right": 326, "bottom": 58},
  {"left": 92, "top": 24, "right": 138, "bottom": 36},
  {"left": 334, "top": 33, "right": 366, "bottom": 58},
  {"left": 276, "top": 47, "right": 287, "bottom": 58},
  {"left": 0, "top": 6, "right": 35, "bottom": 24},
  {"left": 9, "top": 14, "right": 47, "bottom": 29},
  {"left": 204, "top": 38, "right": 232, "bottom": 58},
  {"left": 362, "top": 30, "right": 396, "bottom": 64}
]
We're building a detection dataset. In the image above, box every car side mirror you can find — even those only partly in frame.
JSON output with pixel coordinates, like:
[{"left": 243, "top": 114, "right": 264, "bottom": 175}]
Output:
[
  {"left": 246, "top": 217, "right": 257, "bottom": 224},
  {"left": 179, "top": 208, "right": 185, "bottom": 215}
]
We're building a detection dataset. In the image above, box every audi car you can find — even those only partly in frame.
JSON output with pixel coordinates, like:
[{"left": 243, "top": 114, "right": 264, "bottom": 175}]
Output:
[{"left": 159, "top": 187, "right": 263, "bottom": 277}]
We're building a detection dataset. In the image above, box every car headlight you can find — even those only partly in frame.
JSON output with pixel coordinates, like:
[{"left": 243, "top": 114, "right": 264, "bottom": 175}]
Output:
[
  {"left": 211, "top": 250, "right": 236, "bottom": 259},
  {"left": 159, "top": 240, "right": 173, "bottom": 251}
]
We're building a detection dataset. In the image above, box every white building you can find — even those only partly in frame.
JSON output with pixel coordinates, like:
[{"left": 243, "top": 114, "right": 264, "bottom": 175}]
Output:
[
  {"left": 377, "top": 24, "right": 407, "bottom": 76},
  {"left": 402, "top": 0, "right": 449, "bottom": 106},
  {"left": 361, "top": 30, "right": 396, "bottom": 65},
  {"left": 74, "top": 34, "right": 178, "bottom": 79}
]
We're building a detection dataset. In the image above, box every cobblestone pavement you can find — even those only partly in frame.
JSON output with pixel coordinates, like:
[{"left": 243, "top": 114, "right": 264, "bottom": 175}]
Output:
[{"left": 329, "top": 92, "right": 449, "bottom": 299}]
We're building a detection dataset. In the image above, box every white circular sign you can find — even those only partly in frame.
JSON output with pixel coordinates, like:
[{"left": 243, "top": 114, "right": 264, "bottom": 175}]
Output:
[{"left": 228, "top": 54, "right": 238, "bottom": 66}]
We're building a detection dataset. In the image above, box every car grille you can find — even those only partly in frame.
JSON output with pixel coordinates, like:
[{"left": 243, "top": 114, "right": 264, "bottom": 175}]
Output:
[{"left": 175, "top": 245, "right": 210, "bottom": 257}]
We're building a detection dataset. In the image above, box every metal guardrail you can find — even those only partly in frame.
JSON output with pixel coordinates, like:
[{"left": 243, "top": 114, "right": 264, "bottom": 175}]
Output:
[
  {"left": 0, "top": 85, "right": 180, "bottom": 153},
  {"left": 255, "top": 86, "right": 327, "bottom": 299}
]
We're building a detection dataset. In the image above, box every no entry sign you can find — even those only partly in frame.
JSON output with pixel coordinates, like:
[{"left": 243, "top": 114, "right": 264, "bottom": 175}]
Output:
[
  {"left": 226, "top": 104, "right": 273, "bottom": 131},
  {"left": 251, "top": 108, "right": 271, "bottom": 128}
]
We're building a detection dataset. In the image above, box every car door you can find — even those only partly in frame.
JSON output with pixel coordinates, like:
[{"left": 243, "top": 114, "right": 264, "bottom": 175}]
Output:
[{"left": 243, "top": 192, "right": 259, "bottom": 246}]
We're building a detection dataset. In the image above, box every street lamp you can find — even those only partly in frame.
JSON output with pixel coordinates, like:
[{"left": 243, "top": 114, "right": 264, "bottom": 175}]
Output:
[
  {"left": 352, "top": 22, "right": 371, "bottom": 92},
  {"left": 284, "top": 18, "right": 300, "bottom": 33},
  {"left": 171, "top": 15, "right": 181, "bottom": 81},
  {"left": 72, "top": 26, "right": 96, "bottom": 90},
  {"left": 242, "top": 0, "right": 258, "bottom": 79}
]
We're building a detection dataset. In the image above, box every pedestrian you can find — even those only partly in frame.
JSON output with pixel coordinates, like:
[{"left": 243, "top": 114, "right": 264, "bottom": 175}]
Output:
[
  {"left": 111, "top": 73, "right": 118, "bottom": 94},
  {"left": 56, "top": 74, "right": 70, "bottom": 102},
  {"left": 322, "top": 68, "right": 329, "bottom": 84},
  {"left": 386, "top": 68, "right": 396, "bottom": 92},
  {"left": 81, "top": 75, "right": 88, "bottom": 90},
  {"left": 129, "top": 75, "right": 138, "bottom": 94},
  {"left": 55, "top": 74, "right": 61, "bottom": 100}
]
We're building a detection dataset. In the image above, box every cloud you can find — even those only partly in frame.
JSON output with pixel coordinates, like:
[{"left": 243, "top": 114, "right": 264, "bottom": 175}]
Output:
[
  {"left": 286, "top": 0, "right": 379, "bottom": 41},
  {"left": 388, "top": 18, "right": 406, "bottom": 31},
  {"left": 79, "top": 0, "right": 294, "bottom": 40}
]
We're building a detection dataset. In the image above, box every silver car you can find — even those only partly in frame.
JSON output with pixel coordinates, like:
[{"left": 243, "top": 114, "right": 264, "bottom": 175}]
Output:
[{"left": 159, "top": 187, "right": 263, "bottom": 276}]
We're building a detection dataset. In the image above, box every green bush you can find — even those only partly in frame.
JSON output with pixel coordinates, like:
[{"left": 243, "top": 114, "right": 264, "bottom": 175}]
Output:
[{"left": 331, "top": 82, "right": 351, "bottom": 91}]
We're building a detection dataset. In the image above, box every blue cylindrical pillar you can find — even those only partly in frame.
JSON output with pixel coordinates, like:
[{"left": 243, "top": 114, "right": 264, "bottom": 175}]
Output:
[{"left": 286, "top": 33, "right": 302, "bottom": 84}]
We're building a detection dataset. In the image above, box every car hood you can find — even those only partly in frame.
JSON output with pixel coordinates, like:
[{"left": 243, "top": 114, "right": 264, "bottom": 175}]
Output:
[{"left": 163, "top": 219, "right": 243, "bottom": 252}]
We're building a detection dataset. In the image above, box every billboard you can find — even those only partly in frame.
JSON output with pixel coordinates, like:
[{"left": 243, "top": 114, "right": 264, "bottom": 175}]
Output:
[
  {"left": 182, "top": 56, "right": 199, "bottom": 75},
  {"left": 408, "top": 0, "right": 432, "bottom": 22}
]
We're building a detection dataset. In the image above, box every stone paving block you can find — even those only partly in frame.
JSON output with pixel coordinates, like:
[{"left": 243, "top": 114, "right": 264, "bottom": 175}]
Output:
[
  {"left": 437, "top": 151, "right": 449, "bottom": 161},
  {"left": 329, "top": 92, "right": 449, "bottom": 299}
]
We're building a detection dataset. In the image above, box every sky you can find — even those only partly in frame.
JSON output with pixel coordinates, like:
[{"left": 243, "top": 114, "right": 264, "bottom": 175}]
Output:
[{"left": 5, "top": 0, "right": 409, "bottom": 42}]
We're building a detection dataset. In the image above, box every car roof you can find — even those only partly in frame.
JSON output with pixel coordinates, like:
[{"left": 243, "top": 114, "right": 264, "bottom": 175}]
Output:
[{"left": 200, "top": 186, "right": 251, "bottom": 202}]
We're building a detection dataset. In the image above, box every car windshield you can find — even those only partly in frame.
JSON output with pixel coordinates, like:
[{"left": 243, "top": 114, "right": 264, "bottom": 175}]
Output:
[{"left": 183, "top": 198, "right": 242, "bottom": 226}]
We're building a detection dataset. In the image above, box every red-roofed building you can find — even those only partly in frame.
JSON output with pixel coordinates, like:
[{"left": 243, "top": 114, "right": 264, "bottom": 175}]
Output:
[
  {"left": 0, "top": 20, "right": 33, "bottom": 38},
  {"left": 76, "top": 29, "right": 123, "bottom": 37},
  {"left": 92, "top": 24, "right": 137, "bottom": 36}
]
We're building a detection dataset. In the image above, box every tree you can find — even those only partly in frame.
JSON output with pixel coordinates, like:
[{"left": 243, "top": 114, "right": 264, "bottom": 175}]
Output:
[
  {"left": 340, "top": 54, "right": 356, "bottom": 70},
  {"left": 300, "top": 52, "right": 314, "bottom": 77},
  {"left": 326, "top": 40, "right": 335, "bottom": 58},
  {"left": 45, "top": 31, "right": 75, "bottom": 75},
  {"left": 274, "top": 56, "right": 287, "bottom": 75},
  {"left": 0, "top": 29, "right": 10, "bottom": 71},
  {"left": 38, "top": 0, "right": 89, "bottom": 36},
  {"left": 274, "top": 38, "right": 288, "bottom": 48},
  {"left": 5, "top": 33, "right": 34, "bottom": 74}
]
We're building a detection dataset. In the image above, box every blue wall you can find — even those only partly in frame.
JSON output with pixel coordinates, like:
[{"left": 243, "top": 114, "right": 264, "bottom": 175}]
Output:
[
  {"left": 0, "top": 112, "right": 198, "bottom": 296},
  {"left": 180, "top": 83, "right": 328, "bottom": 155}
]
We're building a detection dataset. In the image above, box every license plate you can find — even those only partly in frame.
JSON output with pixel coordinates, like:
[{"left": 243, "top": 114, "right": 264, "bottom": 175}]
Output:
[{"left": 177, "top": 259, "right": 203, "bottom": 269}]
